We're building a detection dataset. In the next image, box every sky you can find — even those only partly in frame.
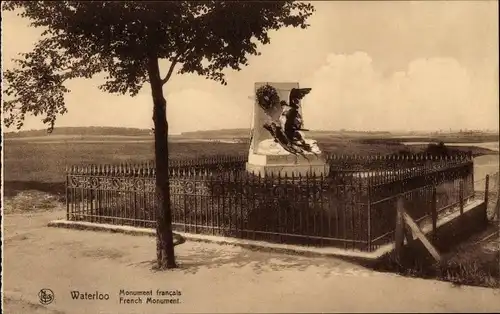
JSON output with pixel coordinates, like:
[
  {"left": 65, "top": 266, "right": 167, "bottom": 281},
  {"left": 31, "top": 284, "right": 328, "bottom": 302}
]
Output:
[{"left": 2, "top": 1, "right": 499, "bottom": 134}]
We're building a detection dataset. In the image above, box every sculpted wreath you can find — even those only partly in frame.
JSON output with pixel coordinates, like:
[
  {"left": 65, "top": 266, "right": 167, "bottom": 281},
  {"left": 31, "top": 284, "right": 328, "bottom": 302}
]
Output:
[{"left": 255, "top": 84, "right": 280, "bottom": 111}]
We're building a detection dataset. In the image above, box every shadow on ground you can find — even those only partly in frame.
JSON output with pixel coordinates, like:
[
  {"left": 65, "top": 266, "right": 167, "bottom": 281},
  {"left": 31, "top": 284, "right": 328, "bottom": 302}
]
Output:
[
  {"left": 126, "top": 242, "right": 372, "bottom": 278},
  {"left": 4, "top": 181, "right": 66, "bottom": 200}
]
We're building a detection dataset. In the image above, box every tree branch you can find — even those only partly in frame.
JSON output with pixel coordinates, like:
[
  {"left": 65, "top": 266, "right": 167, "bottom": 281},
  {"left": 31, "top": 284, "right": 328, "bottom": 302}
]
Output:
[
  {"left": 160, "top": 46, "right": 197, "bottom": 85},
  {"left": 161, "top": 56, "right": 179, "bottom": 85}
]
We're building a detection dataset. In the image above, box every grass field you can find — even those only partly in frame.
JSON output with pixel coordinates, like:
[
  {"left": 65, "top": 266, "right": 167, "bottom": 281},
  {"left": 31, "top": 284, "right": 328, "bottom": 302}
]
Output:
[
  {"left": 4, "top": 134, "right": 496, "bottom": 184},
  {"left": 359, "top": 134, "right": 499, "bottom": 144},
  {"left": 3, "top": 127, "right": 497, "bottom": 196},
  {"left": 4, "top": 133, "right": 497, "bottom": 201}
]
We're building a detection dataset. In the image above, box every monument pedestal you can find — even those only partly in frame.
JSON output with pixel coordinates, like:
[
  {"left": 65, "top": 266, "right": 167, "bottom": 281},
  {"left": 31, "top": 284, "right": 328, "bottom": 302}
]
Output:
[{"left": 246, "top": 151, "right": 330, "bottom": 177}]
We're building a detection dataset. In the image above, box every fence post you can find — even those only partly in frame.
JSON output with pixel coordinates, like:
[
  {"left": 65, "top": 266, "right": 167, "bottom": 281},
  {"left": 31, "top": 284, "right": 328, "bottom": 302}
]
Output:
[
  {"left": 65, "top": 170, "right": 69, "bottom": 221},
  {"left": 395, "top": 195, "right": 405, "bottom": 263},
  {"left": 484, "top": 175, "right": 490, "bottom": 224},
  {"left": 484, "top": 174, "right": 490, "bottom": 208},
  {"left": 459, "top": 180, "right": 464, "bottom": 215},
  {"left": 470, "top": 158, "right": 475, "bottom": 198},
  {"left": 431, "top": 186, "right": 437, "bottom": 240},
  {"left": 496, "top": 173, "right": 500, "bottom": 222},
  {"left": 367, "top": 184, "right": 372, "bottom": 252},
  {"left": 89, "top": 189, "right": 94, "bottom": 223}
]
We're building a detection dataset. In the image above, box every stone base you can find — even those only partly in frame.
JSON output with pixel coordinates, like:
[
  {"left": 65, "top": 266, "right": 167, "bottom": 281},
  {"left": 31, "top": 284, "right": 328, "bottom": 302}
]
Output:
[{"left": 246, "top": 151, "right": 330, "bottom": 177}]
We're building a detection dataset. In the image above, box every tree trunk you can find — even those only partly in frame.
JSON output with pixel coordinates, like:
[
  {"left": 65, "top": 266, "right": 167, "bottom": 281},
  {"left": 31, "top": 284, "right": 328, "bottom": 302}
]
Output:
[{"left": 147, "top": 56, "right": 176, "bottom": 269}]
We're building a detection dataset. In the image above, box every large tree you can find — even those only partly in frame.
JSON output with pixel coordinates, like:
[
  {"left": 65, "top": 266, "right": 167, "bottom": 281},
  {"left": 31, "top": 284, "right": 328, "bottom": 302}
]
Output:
[{"left": 2, "top": 1, "right": 315, "bottom": 269}]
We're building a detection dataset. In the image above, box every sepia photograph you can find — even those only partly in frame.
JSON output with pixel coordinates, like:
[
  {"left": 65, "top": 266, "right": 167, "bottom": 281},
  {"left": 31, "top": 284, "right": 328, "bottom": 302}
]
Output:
[{"left": 1, "top": 1, "right": 499, "bottom": 313}]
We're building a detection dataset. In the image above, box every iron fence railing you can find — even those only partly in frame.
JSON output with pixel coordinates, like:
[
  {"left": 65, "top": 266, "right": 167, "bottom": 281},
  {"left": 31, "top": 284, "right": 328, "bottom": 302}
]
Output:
[{"left": 66, "top": 154, "right": 475, "bottom": 252}]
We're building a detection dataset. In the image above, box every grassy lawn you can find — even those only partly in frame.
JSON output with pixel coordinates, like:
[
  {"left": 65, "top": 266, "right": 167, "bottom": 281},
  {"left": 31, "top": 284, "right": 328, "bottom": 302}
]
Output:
[
  {"left": 363, "top": 134, "right": 500, "bottom": 144},
  {"left": 440, "top": 222, "right": 499, "bottom": 288},
  {"left": 4, "top": 135, "right": 494, "bottom": 183},
  {"left": 4, "top": 134, "right": 496, "bottom": 199},
  {"left": 3, "top": 141, "right": 247, "bottom": 182}
]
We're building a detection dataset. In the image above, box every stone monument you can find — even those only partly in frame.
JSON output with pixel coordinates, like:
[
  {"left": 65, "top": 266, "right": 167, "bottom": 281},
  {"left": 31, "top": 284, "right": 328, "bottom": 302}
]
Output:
[{"left": 246, "top": 82, "right": 329, "bottom": 177}]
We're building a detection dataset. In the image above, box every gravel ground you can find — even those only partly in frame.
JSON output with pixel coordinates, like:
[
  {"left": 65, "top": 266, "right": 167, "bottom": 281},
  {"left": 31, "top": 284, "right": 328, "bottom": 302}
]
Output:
[{"left": 3, "top": 209, "right": 500, "bottom": 313}]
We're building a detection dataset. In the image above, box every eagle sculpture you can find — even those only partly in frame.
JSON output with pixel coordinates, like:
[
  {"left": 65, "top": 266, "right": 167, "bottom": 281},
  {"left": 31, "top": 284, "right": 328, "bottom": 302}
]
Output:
[
  {"left": 263, "top": 87, "right": 315, "bottom": 159},
  {"left": 263, "top": 122, "right": 308, "bottom": 159}
]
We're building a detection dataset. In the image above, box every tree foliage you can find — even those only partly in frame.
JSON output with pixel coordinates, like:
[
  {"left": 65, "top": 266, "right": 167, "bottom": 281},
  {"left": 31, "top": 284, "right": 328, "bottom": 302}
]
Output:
[
  {"left": 3, "top": 0, "right": 315, "bottom": 270},
  {"left": 3, "top": 1, "right": 315, "bottom": 131}
]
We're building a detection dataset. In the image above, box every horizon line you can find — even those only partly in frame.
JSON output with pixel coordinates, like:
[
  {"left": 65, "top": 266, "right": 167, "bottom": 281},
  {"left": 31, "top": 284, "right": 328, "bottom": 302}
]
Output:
[{"left": 3, "top": 125, "right": 499, "bottom": 134}]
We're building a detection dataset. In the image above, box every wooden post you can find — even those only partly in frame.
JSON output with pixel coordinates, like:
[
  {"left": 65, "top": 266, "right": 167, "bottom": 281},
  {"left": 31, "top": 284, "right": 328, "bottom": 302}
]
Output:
[
  {"left": 484, "top": 174, "right": 490, "bottom": 224},
  {"left": 469, "top": 153, "right": 475, "bottom": 198},
  {"left": 395, "top": 193, "right": 442, "bottom": 264},
  {"left": 431, "top": 186, "right": 437, "bottom": 240},
  {"left": 402, "top": 211, "right": 441, "bottom": 263},
  {"left": 459, "top": 180, "right": 464, "bottom": 215},
  {"left": 484, "top": 174, "right": 490, "bottom": 208},
  {"left": 367, "top": 186, "right": 372, "bottom": 252},
  {"left": 496, "top": 173, "right": 500, "bottom": 222},
  {"left": 395, "top": 196, "right": 405, "bottom": 263}
]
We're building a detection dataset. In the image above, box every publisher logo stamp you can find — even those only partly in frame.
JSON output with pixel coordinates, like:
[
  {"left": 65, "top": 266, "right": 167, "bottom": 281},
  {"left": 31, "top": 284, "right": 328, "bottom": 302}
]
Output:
[{"left": 39, "top": 288, "right": 55, "bottom": 305}]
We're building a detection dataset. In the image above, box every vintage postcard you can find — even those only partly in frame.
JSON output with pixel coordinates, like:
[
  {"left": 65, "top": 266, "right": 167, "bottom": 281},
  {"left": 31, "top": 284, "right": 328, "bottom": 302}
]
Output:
[{"left": 2, "top": 1, "right": 499, "bottom": 313}]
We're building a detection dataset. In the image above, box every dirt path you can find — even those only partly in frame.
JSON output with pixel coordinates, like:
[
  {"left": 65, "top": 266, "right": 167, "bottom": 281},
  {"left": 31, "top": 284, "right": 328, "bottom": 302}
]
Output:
[{"left": 3, "top": 210, "right": 500, "bottom": 313}]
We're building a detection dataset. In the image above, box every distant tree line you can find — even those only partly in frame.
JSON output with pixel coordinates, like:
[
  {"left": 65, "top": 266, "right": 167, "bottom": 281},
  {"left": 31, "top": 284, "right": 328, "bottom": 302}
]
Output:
[
  {"left": 4, "top": 127, "right": 153, "bottom": 138},
  {"left": 397, "top": 142, "right": 458, "bottom": 157}
]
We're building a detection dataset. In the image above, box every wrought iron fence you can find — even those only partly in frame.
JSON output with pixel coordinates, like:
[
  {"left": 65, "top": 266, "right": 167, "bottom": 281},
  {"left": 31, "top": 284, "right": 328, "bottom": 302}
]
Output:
[{"left": 66, "top": 154, "right": 474, "bottom": 252}]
